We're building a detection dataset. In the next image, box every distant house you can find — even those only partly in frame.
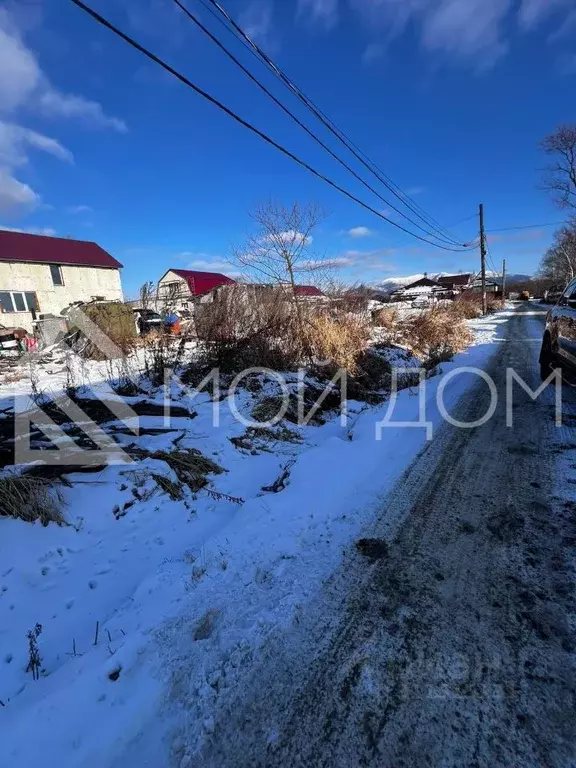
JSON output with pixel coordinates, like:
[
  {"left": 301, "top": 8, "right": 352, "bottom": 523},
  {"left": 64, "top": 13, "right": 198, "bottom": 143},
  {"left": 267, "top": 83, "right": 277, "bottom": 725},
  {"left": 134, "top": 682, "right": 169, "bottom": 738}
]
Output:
[
  {"left": 436, "top": 273, "right": 473, "bottom": 292},
  {"left": 390, "top": 276, "right": 441, "bottom": 302},
  {"left": 157, "top": 270, "right": 325, "bottom": 311},
  {"left": 157, "top": 269, "right": 236, "bottom": 310},
  {"left": 0, "top": 229, "right": 123, "bottom": 332}
]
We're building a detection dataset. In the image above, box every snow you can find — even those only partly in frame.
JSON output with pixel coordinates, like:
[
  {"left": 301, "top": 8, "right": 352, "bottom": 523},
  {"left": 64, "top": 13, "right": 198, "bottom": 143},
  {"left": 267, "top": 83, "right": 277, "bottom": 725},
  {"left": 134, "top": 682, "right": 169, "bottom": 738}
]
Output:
[{"left": 0, "top": 310, "right": 510, "bottom": 767}]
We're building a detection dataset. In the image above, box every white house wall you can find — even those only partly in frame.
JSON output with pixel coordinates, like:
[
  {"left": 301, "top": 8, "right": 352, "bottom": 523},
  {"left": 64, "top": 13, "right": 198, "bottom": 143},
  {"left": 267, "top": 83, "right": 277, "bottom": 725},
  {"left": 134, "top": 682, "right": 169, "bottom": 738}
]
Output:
[{"left": 0, "top": 261, "right": 123, "bottom": 331}]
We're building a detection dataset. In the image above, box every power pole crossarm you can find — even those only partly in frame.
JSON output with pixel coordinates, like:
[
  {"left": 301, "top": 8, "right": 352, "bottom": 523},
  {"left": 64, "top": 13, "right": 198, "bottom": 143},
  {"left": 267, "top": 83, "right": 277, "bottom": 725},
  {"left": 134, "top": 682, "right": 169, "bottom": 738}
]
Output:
[{"left": 479, "top": 203, "right": 487, "bottom": 315}]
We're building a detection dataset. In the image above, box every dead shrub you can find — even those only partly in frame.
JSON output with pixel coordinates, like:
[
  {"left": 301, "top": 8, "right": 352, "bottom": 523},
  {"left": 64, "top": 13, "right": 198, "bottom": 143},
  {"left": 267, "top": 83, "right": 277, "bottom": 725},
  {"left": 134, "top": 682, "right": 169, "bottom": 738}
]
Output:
[
  {"left": 66, "top": 302, "right": 136, "bottom": 360},
  {"left": 191, "top": 286, "right": 371, "bottom": 378},
  {"left": 151, "top": 473, "right": 184, "bottom": 500},
  {"left": 405, "top": 307, "right": 473, "bottom": 361},
  {"left": 372, "top": 306, "right": 401, "bottom": 334},
  {"left": 0, "top": 475, "right": 64, "bottom": 526},
  {"left": 144, "top": 331, "right": 191, "bottom": 387},
  {"left": 148, "top": 449, "right": 224, "bottom": 492},
  {"left": 303, "top": 311, "right": 370, "bottom": 375},
  {"left": 451, "top": 292, "right": 503, "bottom": 319}
]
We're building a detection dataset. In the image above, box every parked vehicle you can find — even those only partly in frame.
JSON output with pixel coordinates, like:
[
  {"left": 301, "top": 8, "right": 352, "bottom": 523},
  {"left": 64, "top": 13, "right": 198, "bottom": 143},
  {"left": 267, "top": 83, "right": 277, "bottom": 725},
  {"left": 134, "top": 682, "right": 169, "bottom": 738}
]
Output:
[
  {"left": 540, "top": 276, "right": 576, "bottom": 379},
  {"left": 133, "top": 308, "right": 163, "bottom": 335},
  {"left": 0, "top": 325, "right": 27, "bottom": 356}
]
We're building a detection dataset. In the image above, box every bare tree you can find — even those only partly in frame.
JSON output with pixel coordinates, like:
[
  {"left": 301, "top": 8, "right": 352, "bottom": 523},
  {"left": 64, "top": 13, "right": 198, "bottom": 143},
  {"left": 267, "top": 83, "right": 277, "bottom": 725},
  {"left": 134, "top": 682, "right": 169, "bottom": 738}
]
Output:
[
  {"left": 538, "top": 221, "right": 576, "bottom": 284},
  {"left": 540, "top": 124, "right": 576, "bottom": 211},
  {"left": 139, "top": 280, "right": 156, "bottom": 311},
  {"left": 233, "top": 201, "right": 327, "bottom": 350}
]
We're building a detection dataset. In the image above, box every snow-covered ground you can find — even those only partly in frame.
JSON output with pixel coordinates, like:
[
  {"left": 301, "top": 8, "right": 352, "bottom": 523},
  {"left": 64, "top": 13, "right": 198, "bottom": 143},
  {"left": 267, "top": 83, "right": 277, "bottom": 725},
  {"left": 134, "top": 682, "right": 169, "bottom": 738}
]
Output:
[{"left": 0, "top": 311, "right": 511, "bottom": 767}]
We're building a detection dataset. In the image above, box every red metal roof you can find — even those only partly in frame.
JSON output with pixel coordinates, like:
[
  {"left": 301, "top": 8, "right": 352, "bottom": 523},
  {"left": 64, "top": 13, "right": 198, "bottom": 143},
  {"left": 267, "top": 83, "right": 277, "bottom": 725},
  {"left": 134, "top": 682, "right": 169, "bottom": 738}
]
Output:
[
  {"left": 294, "top": 285, "right": 324, "bottom": 297},
  {"left": 0, "top": 229, "right": 122, "bottom": 269},
  {"left": 170, "top": 269, "right": 236, "bottom": 296}
]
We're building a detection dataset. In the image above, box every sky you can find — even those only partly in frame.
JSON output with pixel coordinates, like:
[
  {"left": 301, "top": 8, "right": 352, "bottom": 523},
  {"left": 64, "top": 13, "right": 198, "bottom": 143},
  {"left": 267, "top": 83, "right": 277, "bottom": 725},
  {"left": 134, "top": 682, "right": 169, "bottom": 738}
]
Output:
[{"left": 0, "top": 0, "right": 575, "bottom": 297}]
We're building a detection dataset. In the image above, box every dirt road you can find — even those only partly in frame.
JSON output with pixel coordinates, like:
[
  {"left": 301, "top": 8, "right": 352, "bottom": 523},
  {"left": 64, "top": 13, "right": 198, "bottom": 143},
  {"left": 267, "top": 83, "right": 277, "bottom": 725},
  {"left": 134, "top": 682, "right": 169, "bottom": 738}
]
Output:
[{"left": 192, "top": 306, "right": 576, "bottom": 768}]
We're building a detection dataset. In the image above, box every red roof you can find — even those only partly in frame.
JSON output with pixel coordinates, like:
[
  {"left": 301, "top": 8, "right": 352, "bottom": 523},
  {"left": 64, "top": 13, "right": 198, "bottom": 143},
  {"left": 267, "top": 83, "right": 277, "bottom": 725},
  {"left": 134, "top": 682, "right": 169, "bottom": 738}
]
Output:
[
  {"left": 294, "top": 285, "right": 324, "bottom": 297},
  {"left": 170, "top": 269, "right": 236, "bottom": 296},
  {"left": 0, "top": 229, "right": 122, "bottom": 269}
]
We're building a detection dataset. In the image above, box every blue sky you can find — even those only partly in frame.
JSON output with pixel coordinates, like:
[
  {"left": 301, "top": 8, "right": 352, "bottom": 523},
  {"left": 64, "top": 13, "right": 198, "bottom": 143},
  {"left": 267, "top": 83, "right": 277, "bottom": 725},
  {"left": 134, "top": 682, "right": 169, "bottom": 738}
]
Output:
[{"left": 0, "top": 0, "right": 575, "bottom": 296}]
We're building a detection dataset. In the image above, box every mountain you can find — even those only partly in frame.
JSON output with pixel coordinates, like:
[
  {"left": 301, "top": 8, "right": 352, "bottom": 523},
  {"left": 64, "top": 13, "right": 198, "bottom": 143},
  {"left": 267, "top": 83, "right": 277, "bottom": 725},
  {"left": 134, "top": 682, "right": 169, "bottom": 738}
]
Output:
[{"left": 373, "top": 271, "right": 532, "bottom": 294}]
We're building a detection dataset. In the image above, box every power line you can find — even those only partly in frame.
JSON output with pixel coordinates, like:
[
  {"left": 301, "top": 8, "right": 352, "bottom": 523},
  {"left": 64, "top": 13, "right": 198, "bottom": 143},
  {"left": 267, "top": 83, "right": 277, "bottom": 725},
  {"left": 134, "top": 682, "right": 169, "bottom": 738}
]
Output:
[
  {"left": 487, "top": 221, "right": 566, "bottom": 233},
  {"left": 69, "top": 0, "right": 476, "bottom": 253},
  {"left": 196, "top": 0, "right": 467, "bottom": 247},
  {"left": 171, "top": 0, "right": 462, "bottom": 247}
]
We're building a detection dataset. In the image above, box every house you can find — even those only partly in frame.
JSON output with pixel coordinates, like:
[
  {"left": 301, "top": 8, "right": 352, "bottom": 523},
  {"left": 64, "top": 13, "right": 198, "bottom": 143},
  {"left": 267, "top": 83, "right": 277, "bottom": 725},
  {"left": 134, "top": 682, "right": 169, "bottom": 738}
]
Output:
[
  {"left": 0, "top": 230, "right": 123, "bottom": 332},
  {"left": 157, "top": 269, "right": 236, "bottom": 311},
  {"left": 390, "top": 276, "right": 441, "bottom": 302},
  {"left": 436, "top": 273, "right": 473, "bottom": 292}
]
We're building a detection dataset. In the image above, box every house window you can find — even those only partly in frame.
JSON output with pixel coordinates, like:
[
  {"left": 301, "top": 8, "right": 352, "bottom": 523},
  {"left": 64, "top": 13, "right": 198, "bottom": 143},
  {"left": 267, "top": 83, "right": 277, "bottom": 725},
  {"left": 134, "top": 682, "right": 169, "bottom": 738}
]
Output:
[
  {"left": 50, "top": 264, "right": 64, "bottom": 286},
  {"left": 0, "top": 292, "right": 14, "bottom": 313},
  {"left": 0, "top": 291, "right": 39, "bottom": 314},
  {"left": 13, "top": 293, "right": 26, "bottom": 312}
]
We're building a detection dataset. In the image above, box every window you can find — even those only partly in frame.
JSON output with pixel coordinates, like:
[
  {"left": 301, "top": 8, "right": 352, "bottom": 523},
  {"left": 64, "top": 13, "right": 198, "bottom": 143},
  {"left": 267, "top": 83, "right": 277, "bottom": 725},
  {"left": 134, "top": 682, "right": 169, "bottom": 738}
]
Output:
[
  {"left": 24, "top": 292, "right": 38, "bottom": 311},
  {"left": 50, "top": 264, "right": 64, "bottom": 286},
  {"left": 0, "top": 292, "right": 14, "bottom": 313},
  {"left": 0, "top": 291, "right": 39, "bottom": 314},
  {"left": 559, "top": 278, "right": 576, "bottom": 305}
]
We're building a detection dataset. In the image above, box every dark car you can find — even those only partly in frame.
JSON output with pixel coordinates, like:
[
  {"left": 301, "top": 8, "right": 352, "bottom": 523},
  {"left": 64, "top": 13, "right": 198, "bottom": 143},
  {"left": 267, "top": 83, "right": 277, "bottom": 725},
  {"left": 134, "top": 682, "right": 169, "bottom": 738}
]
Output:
[{"left": 539, "top": 276, "right": 576, "bottom": 379}]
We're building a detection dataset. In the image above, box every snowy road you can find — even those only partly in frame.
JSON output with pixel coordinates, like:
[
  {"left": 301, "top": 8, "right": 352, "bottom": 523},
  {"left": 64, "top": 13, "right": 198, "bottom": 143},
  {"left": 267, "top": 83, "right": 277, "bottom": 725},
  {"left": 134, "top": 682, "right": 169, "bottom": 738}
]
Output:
[{"left": 193, "top": 306, "right": 576, "bottom": 767}]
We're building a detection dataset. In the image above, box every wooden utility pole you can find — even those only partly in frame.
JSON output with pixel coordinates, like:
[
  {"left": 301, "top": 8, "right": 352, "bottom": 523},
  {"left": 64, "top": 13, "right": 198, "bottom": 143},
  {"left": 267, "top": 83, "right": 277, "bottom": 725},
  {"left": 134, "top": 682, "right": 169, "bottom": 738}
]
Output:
[
  {"left": 502, "top": 258, "right": 506, "bottom": 301},
  {"left": 479, "top": 203, "right": 487, "bottom": 315}
]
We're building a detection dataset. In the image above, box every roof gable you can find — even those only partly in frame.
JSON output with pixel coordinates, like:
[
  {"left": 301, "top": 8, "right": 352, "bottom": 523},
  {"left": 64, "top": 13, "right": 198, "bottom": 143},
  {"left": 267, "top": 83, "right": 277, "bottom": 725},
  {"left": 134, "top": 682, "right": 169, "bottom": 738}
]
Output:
[
  {"left": 294, "top": 285, "right": 324, "bottom": 297},
  {"left": 437, "top": 273, "right": 472, "bottom": 287},
  {"left": 399, "top": 277, "right": 440, "bottom": 291},
  {"left": 170, "top": 269, "right": 236, "bottom": 295},
  {"left": 0, "top": 230, "right": 122, "bottom": 269}
]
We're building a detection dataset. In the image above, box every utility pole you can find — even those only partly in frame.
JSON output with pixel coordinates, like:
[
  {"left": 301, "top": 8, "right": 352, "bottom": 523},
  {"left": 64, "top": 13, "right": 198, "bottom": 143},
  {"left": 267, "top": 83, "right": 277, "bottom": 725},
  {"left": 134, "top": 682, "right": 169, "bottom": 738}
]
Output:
[
  {"left": 502, "top": 258, "right": 506, "bottom": 301},
  {"left": 479, "top": 203, "right": 487, "bottom": 315}
]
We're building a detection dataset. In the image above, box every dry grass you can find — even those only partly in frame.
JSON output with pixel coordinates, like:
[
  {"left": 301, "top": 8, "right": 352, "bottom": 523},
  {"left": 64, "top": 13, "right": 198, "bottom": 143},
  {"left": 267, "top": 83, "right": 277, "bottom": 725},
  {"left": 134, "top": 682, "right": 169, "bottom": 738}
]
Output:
[
  {"left": 0, "top": 475, "right": 64, "bottom": 526},
  {"left": 151, "top": 473, "right": 184, "bottom": 500},
  {"left": 303, "top": 312, "right": 370, "bottom": 375},
  {"left": 150, "top": 448, "right": 224, "bottom": 492},
  {"left": 405, "top": 307, "right": 473, "bottom": 361},
  {"left": 191, "top": 287, "right": 372, "bottom": 377}
]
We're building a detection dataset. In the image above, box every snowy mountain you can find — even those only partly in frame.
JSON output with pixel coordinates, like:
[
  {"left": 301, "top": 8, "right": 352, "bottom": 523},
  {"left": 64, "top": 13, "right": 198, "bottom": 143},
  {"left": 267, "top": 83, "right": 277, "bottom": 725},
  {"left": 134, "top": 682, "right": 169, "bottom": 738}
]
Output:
[{"left": 374, "top": 271, "right": 532, "bottom": 294}]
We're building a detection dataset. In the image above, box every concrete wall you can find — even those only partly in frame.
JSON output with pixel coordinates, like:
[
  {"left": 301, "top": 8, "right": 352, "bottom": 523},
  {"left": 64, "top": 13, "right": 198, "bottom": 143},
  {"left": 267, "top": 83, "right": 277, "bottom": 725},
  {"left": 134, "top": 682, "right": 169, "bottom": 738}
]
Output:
[{"left": 0, "top": 261, "right": 123, "bottom": 332}]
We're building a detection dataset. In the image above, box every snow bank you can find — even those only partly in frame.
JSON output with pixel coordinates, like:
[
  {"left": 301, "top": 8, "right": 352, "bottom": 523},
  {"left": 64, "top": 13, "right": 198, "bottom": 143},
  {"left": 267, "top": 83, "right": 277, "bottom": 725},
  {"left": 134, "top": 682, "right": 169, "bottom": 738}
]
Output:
[{"left": 0, "top": 311, "right": 509, "bottom": 767}]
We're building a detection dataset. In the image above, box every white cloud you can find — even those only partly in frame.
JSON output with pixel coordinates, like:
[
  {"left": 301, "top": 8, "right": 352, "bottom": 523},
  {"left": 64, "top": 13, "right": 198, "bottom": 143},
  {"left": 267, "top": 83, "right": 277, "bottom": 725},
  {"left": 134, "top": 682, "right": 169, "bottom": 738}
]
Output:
[
  {"left": 350, "top": 0, "right": 574, "bottom": 68},
  {"left": 38, "top": 90, "right": 127, "bottom": 133},
  {"left": 271, "top": 230, "right": 313, "bottom": 246},
  {"left": 297, "top": 0, "right": 339, "bottom": 29},
  {"left": 0, "top": 11, "right": 40, "bottom": 112},
  {"left": 0, "top": 7, "right": 125, "bottom": 215},
  {"left": 0, "top": 169, "right": 38, "bottom": 213},
  {"left": 518, "top": 0, "right": 571, "bottom": 30},
  {"left": 348, "top": 226, "right": 373, "bottom": 238},
  {"left": 302, "top": 256, "right": 355, "bottom": 269},
  {"left": 184, "top": 258, "right": 231, "bottom": 271},
  {"left": 66, "top": 204, "right": 93, "bottom": 215},
  {"left": 0, "top": 223, "right": 56, "bottom": 236},
  {"left": 0, "top": 121, "right": 73, "bottom": 214},
  {"left": 239, "top": 0, "right": 277, "bottom": 50}
]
